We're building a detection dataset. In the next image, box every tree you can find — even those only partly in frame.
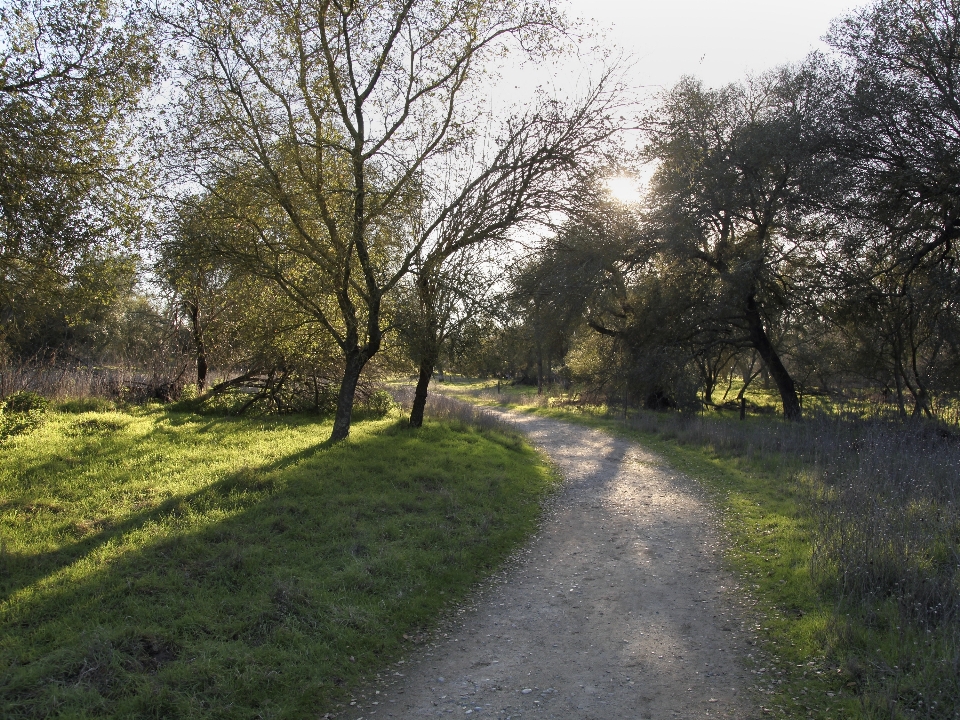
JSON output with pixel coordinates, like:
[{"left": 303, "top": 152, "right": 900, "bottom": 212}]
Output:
[
  {"left": 641, "top": 66, "right": 837, "bottom": 419},
  {"left": 828, "top": 0, "right": 960, "bottom": 280},
  {"left": 157, "top": 190, "right": 351, "bottom": 411},
  {"left": 399, "top": 96, "right": 618, "bottom": 426},
  {"left": 155, "top": 199, "right": 232, "bottom": 393},
  {"left": 829, "top": 242, "right": 960, "bottom": 417},
  {"left": 823, "top": 0, "right": 960, "bottom": 416},
  {"left": 3, "top": 243, "right": 144, "bottom": 361},
  {"left": 0, "top": 0, "right": 157, "bottom": 354},
  {"left": 507, "top": 181, "right": 697, "bottom": 407},
  {"left": 170, "top": 0, "right": 613, "bottom": 440},
  {"left": 396, "top": 247, "right": 494, "bottom": 427},
  {"left": 509, "top": 190, "right": 628, "bottom": 392}
]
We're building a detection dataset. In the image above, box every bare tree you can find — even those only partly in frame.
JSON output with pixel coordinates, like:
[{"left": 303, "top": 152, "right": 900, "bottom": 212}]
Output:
[
  {"left": 401, "top": 97, "right": 619, "bottom": 426},
  {"left": 168, "top": 0, "right": 616, "bottom": 440}
]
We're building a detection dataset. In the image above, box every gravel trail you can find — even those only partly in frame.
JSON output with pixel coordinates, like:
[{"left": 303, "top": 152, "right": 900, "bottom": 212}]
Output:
[{"left": 342, "top": 408, "right": 756, "bottom": 720}]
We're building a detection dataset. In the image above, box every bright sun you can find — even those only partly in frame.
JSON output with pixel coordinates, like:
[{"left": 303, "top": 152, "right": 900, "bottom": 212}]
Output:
[{"left": 604, "top": 175, "right": 642, "bottom": 204}]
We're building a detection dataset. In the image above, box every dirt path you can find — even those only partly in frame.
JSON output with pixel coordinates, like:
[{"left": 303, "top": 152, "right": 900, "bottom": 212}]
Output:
[{"left": 341, "top": 408, "right": 756, "bottom": 720}]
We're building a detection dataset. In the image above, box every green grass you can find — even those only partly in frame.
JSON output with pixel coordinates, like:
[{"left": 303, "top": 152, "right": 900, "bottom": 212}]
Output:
[
  {"left": 431, "top": 373, "right": 943, "bottom": 421},
  {"left": 438, "top": 377, "right": 958, "bottom": 719},
  {"left": 0, "top": 405, "right": 557, "bottom": 718}
]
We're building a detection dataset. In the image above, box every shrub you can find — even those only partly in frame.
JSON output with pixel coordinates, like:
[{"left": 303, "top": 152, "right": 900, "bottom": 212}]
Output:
[
  {"left": 3, "top": 391, "right": 49, "bottom": 414},
  {"left": 56, "top": 397, "right": 117, "bottom": 413},
  {"left": 0, "top": 391, "right": 49, "bottom": 442},
  {"left": 358, "top": 389, "right": 396, "bottom": 418},
  {"left": 179, "top": 383, "right": 199, "bottom": 401}
]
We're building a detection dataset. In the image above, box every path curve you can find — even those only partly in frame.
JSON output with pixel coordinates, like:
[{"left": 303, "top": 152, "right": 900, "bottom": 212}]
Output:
[{"left": 342, "top": 408, "right": 756, "bottom": 720}]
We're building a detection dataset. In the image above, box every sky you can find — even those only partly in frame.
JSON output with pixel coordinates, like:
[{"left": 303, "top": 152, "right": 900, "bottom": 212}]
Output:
[
  {"left": 485, "top": 1, "right": 868, "bottom": 210},
  {"left": 564, "top": 0, "right": 863, "bottom": 91}
]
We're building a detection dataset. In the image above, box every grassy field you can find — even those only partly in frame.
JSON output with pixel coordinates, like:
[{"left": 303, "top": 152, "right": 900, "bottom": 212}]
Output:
[
  {"left": 437, "top": 377, "right": 960, "bottom": 720},
  {"left": 0, "top": 400, "right": 557, "bottom": 718}
]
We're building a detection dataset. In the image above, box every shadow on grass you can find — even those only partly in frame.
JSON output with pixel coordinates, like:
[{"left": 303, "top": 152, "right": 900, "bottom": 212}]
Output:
[
  {"left": 0, "top": 438, "right": 330, "bottom": 604},
  {"left": 487, "top": 399, "right": 960, "bottom": 719},
  {"left": 0, "top": 417, "right": 550, "bottom": 719}
]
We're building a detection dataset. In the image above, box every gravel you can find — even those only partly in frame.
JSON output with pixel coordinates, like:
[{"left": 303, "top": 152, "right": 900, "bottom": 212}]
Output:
[{"left": 341, "top": 407, "right": 757, "bottom": 720}]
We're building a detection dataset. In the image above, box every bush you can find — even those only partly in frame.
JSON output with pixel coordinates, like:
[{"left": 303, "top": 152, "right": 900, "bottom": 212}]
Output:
[
  {"left": 358, "top": 389, "right": 396, "bottom": 419},
  {"left": 0, "top": 391, "right": 49, "bottom": 442},
  {"left": 56, "top": 397, "right": 117, "bottom": 413},
  {"left": 3, "top": 391, "right": 49, "bottom": 414}
]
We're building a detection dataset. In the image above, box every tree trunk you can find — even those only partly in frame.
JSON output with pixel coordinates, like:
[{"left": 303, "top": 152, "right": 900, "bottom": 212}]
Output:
[
  {"left": 703, "top": 370, "right": 715, "bottom": 406},
  {"left": 745, "top": 293, "right": 801, "bottom": 420},
  {"left": 197, "top": 351, "right": 208, "bottom": 394},
  {"left": 894, "top": 367, "right": 906, "bottom": 417},
  {"left": 900, "top": 369, "right": 931, "bottom": 419},
  {"left": 330, "top": 352, "right": 367, "bottom": 442},
  {"left": 409, "top": 353, "right": 437, "bottom": 428},
  {"left": 188, "top": 301, "right": 207, "bottom": 393},
  {"left": 536, "top": 347, "right": 544, "bottom": 395},
  {"left": 911, "top": 387, "right": 930, "bottom": 418}
]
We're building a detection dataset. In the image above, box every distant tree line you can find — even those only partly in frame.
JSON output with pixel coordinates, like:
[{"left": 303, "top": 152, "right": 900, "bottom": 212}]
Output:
[
  {"left": 481, "top": 0, "right": 960, "bottom": 421},
  {"left": 2, "top": 0, "right": 959, "bottom": 433}
]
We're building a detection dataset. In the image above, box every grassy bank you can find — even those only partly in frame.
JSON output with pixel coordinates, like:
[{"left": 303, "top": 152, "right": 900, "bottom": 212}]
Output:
[
  {"left": 0, "top": 403, "right": 557, "bottom": 718},
  {"left": 438, "top": 377, "right": 960, "bottom": 720}
]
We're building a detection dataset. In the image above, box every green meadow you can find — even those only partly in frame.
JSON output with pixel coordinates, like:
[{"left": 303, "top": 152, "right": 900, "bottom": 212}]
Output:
[{"left": 0, "top": 404, "right": 557, "bottom": 718}]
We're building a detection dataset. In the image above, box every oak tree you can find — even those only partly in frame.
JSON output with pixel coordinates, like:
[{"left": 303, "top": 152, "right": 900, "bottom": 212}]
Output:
[{"left": 170, "top": 0, "right": 586, "bottom": 439}]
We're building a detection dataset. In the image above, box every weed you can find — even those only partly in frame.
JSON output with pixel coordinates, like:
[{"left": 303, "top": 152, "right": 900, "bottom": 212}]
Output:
[
  {"left": 3, "top": 391, "right": 49, "bottom": 413},
  {"left": 0, "top": 391, "right": 50, "bottom": 443}
]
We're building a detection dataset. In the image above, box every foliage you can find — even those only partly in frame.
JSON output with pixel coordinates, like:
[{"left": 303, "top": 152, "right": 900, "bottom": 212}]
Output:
[
  {"left": 476, "top": 2, "right": 960, "bottom": 423},
  {"left": 357, "top": 389, "right": 396, "bottom": 419},
  {"left": 3, "top": 390, "right": 48, "bottom": 413},
  {"left": 0, "top": 389, "right": 48, "bottom": 441},
  {"left": 0, "top": 0, "right": 158, "bottom": 359},
  {"left": 512, "top": 66, "right": 838, "bottom": 418},
  {"left": 828, "top": 0, "right": 960, "bottom": 271},
  {"left": 165, "top": 0, "right": 573, "bottom": 440}
]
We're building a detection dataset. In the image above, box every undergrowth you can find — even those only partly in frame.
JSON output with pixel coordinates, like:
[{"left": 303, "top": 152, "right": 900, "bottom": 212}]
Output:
[{"left": 0, "top": 391, "right": 50, "bottom": 443}]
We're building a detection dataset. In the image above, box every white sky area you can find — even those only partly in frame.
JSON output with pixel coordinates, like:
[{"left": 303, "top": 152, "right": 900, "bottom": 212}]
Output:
[
  {"left": 565, "top": 0, "right": 862, "bottom": 91},
  {"left": 483, "top": 0, "right": 864, "bottom": 166},
  {"left": 479, "top": 0, "right": 866, "bottom": 221}
]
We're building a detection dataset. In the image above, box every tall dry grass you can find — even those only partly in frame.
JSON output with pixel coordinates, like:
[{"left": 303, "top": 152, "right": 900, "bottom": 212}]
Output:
[
  {"left": 390, "top": 386, "right": 519, "bottom": 437},
  {"left": 0, "top": 360, "right": 223, "bottom": 404},
  {"left": 615, "top": 408, "right": 960, "bottom": 632},
  {"left": 0, "top": 362, "right": 138, "bottom": 401}
]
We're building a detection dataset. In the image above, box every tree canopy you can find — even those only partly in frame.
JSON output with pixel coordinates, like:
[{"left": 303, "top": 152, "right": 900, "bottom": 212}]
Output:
[
  {"left": 2, "top": 0, "right": 960, "bottom": 426},
  {"left": 0, "top": 0, "right": 157, "bottom": 357}
]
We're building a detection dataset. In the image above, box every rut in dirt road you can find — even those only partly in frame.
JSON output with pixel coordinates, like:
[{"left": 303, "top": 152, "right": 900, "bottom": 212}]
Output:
[{"left": 343, "top": 408, "right": 756, "bottom": 720}]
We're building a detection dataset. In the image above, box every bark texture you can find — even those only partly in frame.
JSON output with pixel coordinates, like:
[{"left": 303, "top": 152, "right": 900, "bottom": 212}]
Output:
[
  {"left": 409, "top": 354, "right": 437, "bottom": 428},
  {"left": 745, "top": 293, "right": 802, "bottom": 420}
]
